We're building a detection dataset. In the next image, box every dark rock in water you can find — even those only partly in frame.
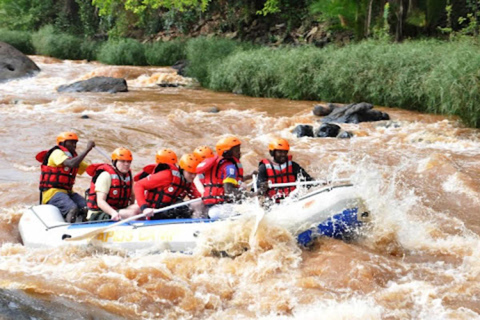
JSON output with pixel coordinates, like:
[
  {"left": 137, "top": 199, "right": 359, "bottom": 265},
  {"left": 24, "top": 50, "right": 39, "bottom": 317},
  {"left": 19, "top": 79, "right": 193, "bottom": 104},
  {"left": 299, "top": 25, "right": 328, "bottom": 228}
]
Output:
[
  {"left": 293, "top": 125, "right": 314, "bottom": 138},
  {"left": 312, "top": 103, "right": 335, "bottom": 117},
  {"left": 337, "top": 131, "right": 353, "bottom": 139},
  {"left": 81, "top": 115, "right": 89, "bottom": 119},
  {"left": 316, "top": 123, "right": 340, "bottom": 138},
  {"left": 172, "top": 60, "right": 188, "bottom": 76},
  {"left": 322, "top": 102, "right": 390, "bottom": 124},
  {"left": 0, "top": 41, "right": 40, "bottom": 82},
  {"left": 57, "top": 76, "right": 128, "bottom": 93},
  {"left": 377, "top": 121, "right": 401, "bottom": 128},
  {"left": 207, "top": 106, "right": 219, "bottom": 113},
  {"left": 157, "top": 82, "right": 179, "bottom": 88}
]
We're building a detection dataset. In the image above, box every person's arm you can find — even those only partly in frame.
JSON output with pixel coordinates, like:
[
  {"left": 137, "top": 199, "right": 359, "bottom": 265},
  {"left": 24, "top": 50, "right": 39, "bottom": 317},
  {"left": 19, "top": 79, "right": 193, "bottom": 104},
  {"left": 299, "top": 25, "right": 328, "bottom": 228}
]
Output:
[
  {"left": 96, "top": 192, "right": 121, "bottom": 220},
  {"left": 129, "top": 184, "right": 136, "bottom": 204},
  {"left": 92, "top": 171, "right": 119, "bottom": 220},
  {"left": 293, "top": 162, "right": 313, "bottom": 181},
  {"left": 299, "top": 167, "right": 313, "bottom": 181},
  {"left": 63, "top": 141, "right": 95, "bottom": 168},
  {"left": 133, "top": 170, "right": 172, "bottom": 210},
  {"left": 222, "top": 164, "right": 255, "bottom": 200},
  {"left": 256, "top": 163, "right": 269, "bottom": 194}
]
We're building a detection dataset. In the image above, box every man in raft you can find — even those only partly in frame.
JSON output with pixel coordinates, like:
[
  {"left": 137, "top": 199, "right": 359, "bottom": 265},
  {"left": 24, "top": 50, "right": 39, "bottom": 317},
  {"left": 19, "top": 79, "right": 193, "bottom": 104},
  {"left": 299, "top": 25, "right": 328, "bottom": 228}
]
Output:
[
  {"left": 135, "top": 153, "right": 201, "bottom": 219},
  {"left": 86, "top": 147, "right": 140, "bottom": 221},
  {"left": 196, "top": 136, "right": 253, "bottom": 218},
  {"left": 36, "top": 132, "right": 95, "bottom": 222},
  {"left": 134, "top": 148, "right": 178, "bottom": 182},
  {"left": 257, "top": 138, "right": 313, "bottom": 204}
]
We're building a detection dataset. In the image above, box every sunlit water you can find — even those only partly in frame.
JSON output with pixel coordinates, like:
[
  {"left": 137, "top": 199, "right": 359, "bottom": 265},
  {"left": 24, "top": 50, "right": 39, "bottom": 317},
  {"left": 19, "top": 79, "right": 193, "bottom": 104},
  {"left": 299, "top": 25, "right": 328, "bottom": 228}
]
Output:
[{"left": 0, "top": 56, "right": 479, "bottom": 319}]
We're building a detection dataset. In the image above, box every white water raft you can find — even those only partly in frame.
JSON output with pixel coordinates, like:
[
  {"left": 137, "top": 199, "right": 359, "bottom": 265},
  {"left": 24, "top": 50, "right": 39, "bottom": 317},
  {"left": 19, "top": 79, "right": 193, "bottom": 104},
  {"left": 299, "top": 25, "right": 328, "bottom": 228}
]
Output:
[{"left": 19, "top": 185, "right": 370, "bottom": 253}]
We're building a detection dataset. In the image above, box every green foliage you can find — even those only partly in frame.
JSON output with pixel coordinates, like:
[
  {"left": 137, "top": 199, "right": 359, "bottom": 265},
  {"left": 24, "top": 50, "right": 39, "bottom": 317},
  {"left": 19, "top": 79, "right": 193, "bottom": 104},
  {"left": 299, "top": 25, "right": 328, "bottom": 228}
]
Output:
[
  {"left": 93, "top": 0, "right": 210, "bottom": 16},
  {"left": 145, "top": 39, "right": 187, "bottom": 66},
  {"left": 185, "top": 37, "right": 250, "bottom": 85},
  {"left": 97, "top": 38, "right": 147, "bottom": 65},
  {"left": 76, "top": 0, "right": 102, "bottom": 37},
  {"left": 257, "top": 0, "right": 281, "bottom": 16},
  {"left": 372, "top": 2, "right": 391, "bottom": 41},
  {"left": 206, "top": 39, "right": 480, "bottom": 127},
  {"left": 0, "top": 29, "right": 34, "bottom": 54},
  {"left": 32, "top": 25, "right": 85, "bottom": 59},
  {"left": 0, "top": 0, "right": 57, "bottom": 30},
  {"left": 310, "top": 0, "right": 358, "bottom": 29}
]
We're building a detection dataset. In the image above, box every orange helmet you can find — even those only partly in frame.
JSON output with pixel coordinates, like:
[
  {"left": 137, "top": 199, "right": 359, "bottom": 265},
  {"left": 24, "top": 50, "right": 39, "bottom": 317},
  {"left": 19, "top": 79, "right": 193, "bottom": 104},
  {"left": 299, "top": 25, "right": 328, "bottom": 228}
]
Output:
[
  {"left": 215, "top": 136, "right": 241, "bottom": 156},
  {"left": 155, "top": 148, "right": 177, "bottom": 164},
  {"left": 268, "top": 138, "right": 290, "bottom": 151},
  {"left": 112, "top": 147, "right": 133, "bottom": 161},
  {"left": 193, "top": 146, "right": 214, "bottom": 161},
  {"left": 179, "top": 153, "right": 200, "bottom": 174},
  {"left": 56, "top": 132, "right": 78, "bottom": 145}
]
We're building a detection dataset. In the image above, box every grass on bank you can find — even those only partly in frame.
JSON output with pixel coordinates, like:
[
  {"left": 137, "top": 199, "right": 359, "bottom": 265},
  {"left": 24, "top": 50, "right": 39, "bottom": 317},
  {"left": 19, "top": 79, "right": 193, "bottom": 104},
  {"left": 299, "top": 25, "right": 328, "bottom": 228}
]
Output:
[
  {"left": 1, "top": 29, "right": 479, "bottom": 128},
  {"left": 31, "top": 25, "right": 99, "bottom": 60},
  {"left": 97, "top": 38, "right": 147, "bottom": 65},
  {"left": 145, "top": 39, "right": 187, "bottom": 66},
  {"left": 207, "top": 39, "right": 480, "bottom": 128}
]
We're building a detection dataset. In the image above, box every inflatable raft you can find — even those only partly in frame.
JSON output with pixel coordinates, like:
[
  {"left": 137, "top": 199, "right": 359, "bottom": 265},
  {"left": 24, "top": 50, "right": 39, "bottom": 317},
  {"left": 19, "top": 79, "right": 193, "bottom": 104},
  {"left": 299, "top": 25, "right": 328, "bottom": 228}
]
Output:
[{"left": 19, "top": 184, "right": 370, "bottom": 253}]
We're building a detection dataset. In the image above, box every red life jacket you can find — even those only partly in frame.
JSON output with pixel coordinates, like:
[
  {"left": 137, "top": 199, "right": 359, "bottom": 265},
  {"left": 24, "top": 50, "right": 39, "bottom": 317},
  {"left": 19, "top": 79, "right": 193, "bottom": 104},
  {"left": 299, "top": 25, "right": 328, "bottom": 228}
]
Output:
[
  {"left": 260, "top": 156, "right": 296, "bottom": 202},
  {"left": 201, "top": 156, "right": 244, "bottom": 205},
  {"left": 134, "top": 163, "right": 171, "bottom": 182},
  {"left": 37, "top": 146, "right": 78, "bottom": 192},
  {"left": 145, "top": 164, "right": 190, "bottom": 208},
  {"left": 86, "top": 163, "right": 132, "bottom": 211}
]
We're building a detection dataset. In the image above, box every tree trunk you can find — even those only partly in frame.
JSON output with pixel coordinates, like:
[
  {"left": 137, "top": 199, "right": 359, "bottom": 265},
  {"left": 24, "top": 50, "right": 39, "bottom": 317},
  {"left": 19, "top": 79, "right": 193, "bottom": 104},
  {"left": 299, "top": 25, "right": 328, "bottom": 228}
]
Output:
[
  {"left": 395, "top": 0, "right": 410, "bottom": 42},
  {"left": 365, "top": 0, "right": 374, "bottom": 37}
]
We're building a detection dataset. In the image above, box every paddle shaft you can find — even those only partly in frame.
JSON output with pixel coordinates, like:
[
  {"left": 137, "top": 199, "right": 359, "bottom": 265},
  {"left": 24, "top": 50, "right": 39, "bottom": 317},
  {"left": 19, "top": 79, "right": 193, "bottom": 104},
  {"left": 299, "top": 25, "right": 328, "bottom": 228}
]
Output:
[
  {"left": 268, "top": 179, "right": 351, "bottom": 188},
  {"left": 94, "top": 147, "right": 111, "bottom": 161},
  {"left": 250, "top": 174, "right": 264, "bottom": 238},
  {"left": 64, "top": 198, "right": 202, "bottom": 241}
]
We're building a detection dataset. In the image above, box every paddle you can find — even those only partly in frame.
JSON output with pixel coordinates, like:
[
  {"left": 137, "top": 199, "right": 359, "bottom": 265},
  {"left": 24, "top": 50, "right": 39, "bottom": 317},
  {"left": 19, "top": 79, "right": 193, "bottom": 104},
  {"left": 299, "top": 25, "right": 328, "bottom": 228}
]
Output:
[
  {"left": 268, "top": 178, "right": 351, "bottom": 188},
  {"left": 94, "top": 147, "right": 111, "bottom": 161},
  {"left": 249, "top": 174, "right": 265, "bottom": 242},
  {"left": 64, "top": 198, "right": 202, "bottom": 241}
]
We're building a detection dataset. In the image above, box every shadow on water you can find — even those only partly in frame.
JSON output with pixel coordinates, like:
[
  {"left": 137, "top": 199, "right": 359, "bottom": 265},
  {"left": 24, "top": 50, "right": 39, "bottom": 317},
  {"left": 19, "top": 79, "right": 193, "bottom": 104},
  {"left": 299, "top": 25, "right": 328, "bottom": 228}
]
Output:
[{"left": 0, "top": 289, "right": 125, "bottom": 320}]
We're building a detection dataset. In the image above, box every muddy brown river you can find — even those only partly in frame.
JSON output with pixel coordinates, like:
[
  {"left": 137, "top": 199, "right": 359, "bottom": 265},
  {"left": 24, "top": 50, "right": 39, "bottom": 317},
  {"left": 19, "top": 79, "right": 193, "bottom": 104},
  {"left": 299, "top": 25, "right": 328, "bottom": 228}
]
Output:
[{"left": 0, "top": 56, "right": 479, "bottom": 319}]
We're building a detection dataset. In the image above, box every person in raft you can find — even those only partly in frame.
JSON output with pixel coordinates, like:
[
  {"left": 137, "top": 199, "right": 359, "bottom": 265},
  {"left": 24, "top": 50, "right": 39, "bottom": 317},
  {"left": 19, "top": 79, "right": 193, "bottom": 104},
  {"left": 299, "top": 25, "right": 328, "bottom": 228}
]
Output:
[
  {"left": 134, "top": 148, "right": 178, "bottom": 182},
  {"left": 191, "top": 146, "right": 216, "bottom": 217},
  {"left": 135, "top": 153, "right": 201, "bottom": 219},
  {"left": 196, "top": 136, "right": 253, "bottom": 219},
  {"left": 192, "top": 146, "right": 215, "bottom": 193},
  {"left": 36, "top": 131, "right": 95, "bottom": 223},
  {"left": 86, "top": 147, "right": 140, "bottom": 221},
  {"left": 257, "top": 138, "right": 313, "bottom": 204}
]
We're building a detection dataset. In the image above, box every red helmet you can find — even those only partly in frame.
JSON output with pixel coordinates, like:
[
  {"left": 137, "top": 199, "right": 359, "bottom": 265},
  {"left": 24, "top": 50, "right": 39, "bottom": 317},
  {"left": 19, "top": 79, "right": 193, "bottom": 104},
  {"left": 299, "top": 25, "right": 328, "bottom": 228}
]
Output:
[
  {"left": 56, "top": 132, "right": 78, "bottom": 145},
  {"left": 179, "top": 153, "right": 200, "bottom": 174},
  {"left": 268, "top": 138, "right": 290, "bottom": 151},
  {"left": 155, "top": 149, "right": 177, "bottom": 164},
  {"left": 112, "top": 147, "right": 133, "bottom": 161},
  {"left": 193, "top": 146, "right": 214, "bottom": 161},
  {"left": 215, "top": 136, "right": 241, "bottom": 156}
]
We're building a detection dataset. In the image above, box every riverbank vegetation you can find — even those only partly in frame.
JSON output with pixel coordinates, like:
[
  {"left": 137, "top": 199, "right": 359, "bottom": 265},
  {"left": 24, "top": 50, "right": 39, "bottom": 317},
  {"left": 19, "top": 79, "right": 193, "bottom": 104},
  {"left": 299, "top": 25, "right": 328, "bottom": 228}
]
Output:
[{"left": 1, "top": 0, "right": 480, "bottom": 127}]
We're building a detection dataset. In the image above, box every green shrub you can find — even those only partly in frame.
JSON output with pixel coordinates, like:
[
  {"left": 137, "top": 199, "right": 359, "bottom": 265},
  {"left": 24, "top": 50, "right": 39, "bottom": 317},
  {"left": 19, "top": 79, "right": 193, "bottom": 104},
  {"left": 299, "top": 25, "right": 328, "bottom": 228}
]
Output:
[
  {"left": 31, "top": 25, "right": 85, "bottom": 59},
  {"left": 0, "top": 29, "right": 34, "bottom": 54},
  {"left": 97, "top": 38, "right": 147, "bottom": 65},
  {"left": 207, "top": 39, "right": 480, "bottom": 128},
  {"left": 80, "top": 40, "right": 102, "bottom": 61},
  {"left": 185, "top": 37, "right": 250, "bottom": 85},
  {"left": 145, "top": 39, "right": 186, "bottom": 66}
]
